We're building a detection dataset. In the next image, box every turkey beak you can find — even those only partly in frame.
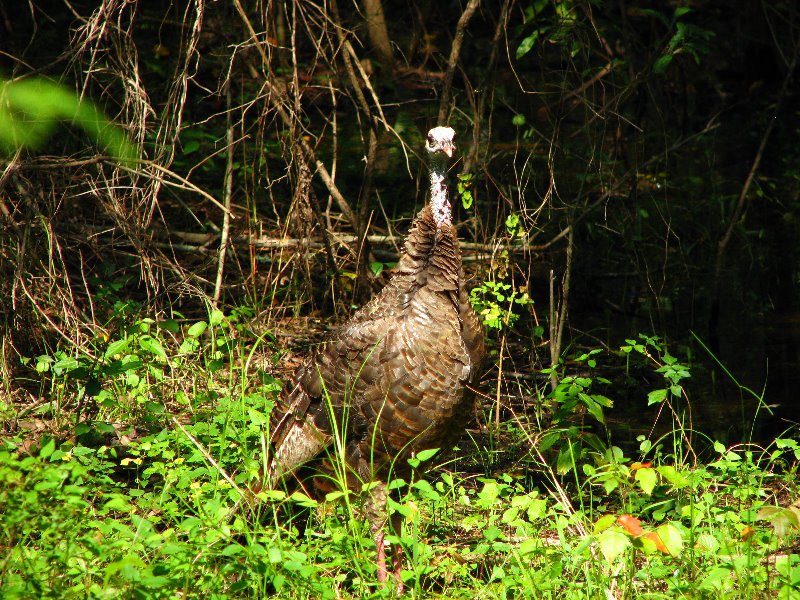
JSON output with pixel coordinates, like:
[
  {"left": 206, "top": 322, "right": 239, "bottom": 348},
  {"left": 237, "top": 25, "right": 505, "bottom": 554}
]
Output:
[{"left": 443, "top": 143, "right": 454, "bottom": 158}]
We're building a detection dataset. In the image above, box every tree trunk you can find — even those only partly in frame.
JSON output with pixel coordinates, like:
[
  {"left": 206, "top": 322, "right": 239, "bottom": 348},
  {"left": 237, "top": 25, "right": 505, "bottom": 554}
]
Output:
[{"left": 361, "top": 0, "right": 395, "bottom": 74}]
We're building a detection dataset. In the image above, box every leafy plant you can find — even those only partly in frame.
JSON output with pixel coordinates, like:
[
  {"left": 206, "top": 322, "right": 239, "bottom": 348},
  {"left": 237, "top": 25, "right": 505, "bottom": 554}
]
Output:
[
  {"left": 458, "top": 173, "right": 474, "bottom": 209},
  {"left": 0, "top": 78, "right": 136, "bottom": 164},
  {"left": 470, "top": 280, "right": 533, "bottom": 330}
]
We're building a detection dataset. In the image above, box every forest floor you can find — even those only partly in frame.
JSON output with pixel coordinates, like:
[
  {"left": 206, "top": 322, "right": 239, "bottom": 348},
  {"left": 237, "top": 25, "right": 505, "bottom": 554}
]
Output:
[{"left": 2, "top": 308, "right": 799, "bottom": 599}]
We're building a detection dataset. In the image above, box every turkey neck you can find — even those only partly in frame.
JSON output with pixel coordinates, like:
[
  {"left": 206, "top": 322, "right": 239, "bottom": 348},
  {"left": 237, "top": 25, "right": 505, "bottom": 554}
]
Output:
[
  {"left": 428, "top": 150, "right": 452, "bottom": 228},
  {"left": 388, "top": 149, "right": 461, "bottom": 295}
]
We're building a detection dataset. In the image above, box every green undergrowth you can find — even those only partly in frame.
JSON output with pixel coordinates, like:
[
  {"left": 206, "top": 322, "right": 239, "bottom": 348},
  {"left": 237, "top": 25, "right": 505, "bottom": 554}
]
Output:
[{"left": 2, "top": 311, "right": 799, "bottom": 599}]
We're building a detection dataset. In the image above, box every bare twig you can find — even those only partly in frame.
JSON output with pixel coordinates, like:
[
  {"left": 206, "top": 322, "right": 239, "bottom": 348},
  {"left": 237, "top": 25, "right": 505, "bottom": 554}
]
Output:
[
  {"left": 346, "top": 43, "right": 390, "bottom": 130},
  {"left": 213, "top": 79, "right": 236, "bottom": 306},
  {"left": 116, "top": 161, "right": 233, "bottom": 215},
  {"left": 550, "top": 225, "right": 573, "bottom": 391},
  {"left": 80, "top": 224, "right": 550, "bottom": 256},
  {"left": 438, "top": 0, "right": 481, "bottom": 124},
  {"left": 710, "top": 40, "right": 800, "bottom": 333},
  {"left": 463, "top": 0, "right": 510, "bottom": 175},
  {"left": 233, "top": 0, "right": 361, "bottom": 233},
  {"left": 494, "top": 334, "right": 506, "bottom": 431},
  {"left": 548, "top": 270, "right": 557, "bottom": 391}
]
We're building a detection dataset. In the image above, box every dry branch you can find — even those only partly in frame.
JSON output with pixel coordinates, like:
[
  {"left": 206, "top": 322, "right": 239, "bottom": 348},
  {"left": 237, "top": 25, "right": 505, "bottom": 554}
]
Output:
[
  {"left": 710, "top": 39, "right": 800, "bottom": 333},
  {"left": 438, "top": 0, "right": 481, "bottom": 124}
]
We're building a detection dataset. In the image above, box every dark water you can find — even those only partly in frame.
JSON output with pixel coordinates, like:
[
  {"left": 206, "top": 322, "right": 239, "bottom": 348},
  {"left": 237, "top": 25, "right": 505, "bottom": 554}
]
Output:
[
  {"left": 712, "top": 312, "right": 800, "bottom": 442},
  {"left": 596, "top": 309, "right": 800, "bottom": 449}
]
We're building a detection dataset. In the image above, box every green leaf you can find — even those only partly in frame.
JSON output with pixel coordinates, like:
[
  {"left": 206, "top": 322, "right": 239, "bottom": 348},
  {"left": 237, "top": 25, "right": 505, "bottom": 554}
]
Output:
[
  {"left": 647, "top": 388, "right": 667, "bottom": 405},
  {"left": 505, "top": 213, "right": 522, "bottom": 237},
  {"left": 160, "top": 319, "right": 180, "bottom": 333},
  {"left": 461, "top": 189, "right": 473, "bottom": 209},
  {"left": 1, "top": 78, "right": 137, "bottom": 165},
  {"left": 757, "top": 506, "right": 800, "bottom": 537},
  {"left": 458, "top": 173, "right": 474, "bottom": 209},
  {"left": 699, "top": 566, "right": 734, "bottom": 590},
  {"left": 656, "top": 464, "right": 689, "bottom": 488},
  {"left": 476, "top": 479, "right": 501, "bottom": 508},
  {"left": 52, "top": 356, "right": 80, "bottom": 373},
  {"left": 105, "top": 338, "right": 131, "bottom": 359},
  {"left": 257, "top": 489, "right": 287, "bottom": 502},
  {"left": 653, "top": 55, "right": 673, "bottom": 74},
  {"left": 580, "top": 393, "right": 605, "bottom": 425},
  {"left": 538, "top": 430, "right": 560, "bottom": 452},
  {"left": 593, "top": 514, "right": 618, "bottom": 534},
  {"left": 39, "top": 437, "right": 56, "bottom": 458},
  {"left": 598, "top": 528, "right": 630, "bottom": 563},
  {"left": 35, "top": 354, "right": 53, "bottom": 372},
  {"left": 593, "top": 394, "right": 613, "bottom": 407},
  {"left": 187, "top": 322, "right": 207, "bottom": 337},
  {"left": 516, "top": 31, "right": 539, "bottom": 59},
  {"left": 519, "top": 538, "right": 538, "bottom": 555},
  {"left": 370, "top": 262, "right": 385, "bottom": 277},
  {"left": 288, "top": 491, "right": 318, "bottom": 508},
  {"left": 139, "top": 336, "right": 167, "bottom": 360},
  {"left": 415, "top": 448, "right": 439, "bottom": 462},
  {"left": 248, "top": 408, "right": 269, "bottom": 427},
  {"left": 483, "top": 525, "right": 502, "bottom": 542},
  {"left": 323, "top": 490, "right": 349, "bottom": 502},
  {"left": 501, "top": 506, "right": 519, "bottom": 524},
  {"left": 655, "top": 523, "right": 683, "bottom": 556},
  {"left": 556, "top": 445, "right": 577, "bottom": 474},
  {"left": 635, "top": 467, "right": 658, "bottom": 495}
]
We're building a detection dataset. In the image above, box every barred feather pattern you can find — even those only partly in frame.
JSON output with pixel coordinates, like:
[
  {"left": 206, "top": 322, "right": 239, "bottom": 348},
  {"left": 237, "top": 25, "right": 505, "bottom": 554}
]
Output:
[{"left": 267, "top": 203, "right": 485, "bottom": 493}]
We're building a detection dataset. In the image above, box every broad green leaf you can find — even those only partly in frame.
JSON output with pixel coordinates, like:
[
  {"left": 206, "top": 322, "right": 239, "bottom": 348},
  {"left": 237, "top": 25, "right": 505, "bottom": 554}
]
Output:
[
  {"left": 593, "top": 514, "right": 617, "bottom": 534},
  {"left": 653, "top": 54, "right": 673, "bottom": 74},
  {"left": 484, "top": 525, "right": 502, "bottom": 542},
  {"left": 139, "top": 336, "right": 167, "bottom": 360},
  {"left": 699, "top": 566, "right": 734, "bottom": 590},
  {"left": 635, "top": 467, "right": 658, "bottom": 495},
  {"left": 187, "top": 321, "right": 207, "bottom": 337},
  {"left": 647, "top": 388, "right": 667, "bottom": 405},
  {"left": 257, "top": 489, "right": 287, "bottom": 502},
  {"left": 519, "top": 537, "right": 538, "bottom": 555},
  {"left": 288, "top": 491, "right": 318, "bottom": 508},
  {"left": 598, "top": 528, "right": 630, "bottom": 563},
  {"left": 105, "top": 338, "right": 131, "bottom": 359},
  {"left": 516, "top": 31, "right": 539, "bottom": 59},
  {"left": 370, "top": 262, "right": 385, "bottom": 277},
  {"left": 248, "top": 408, "right": 269, "bottom": 426},
  {"left": 415, "top": 447, "right": 439, "bottom": 462},
  {"left": 657, "top": 464, "right": 689, "bottom": 488},
  {"left": 655, "top": 523, "right": 683, "bottom": 556}
]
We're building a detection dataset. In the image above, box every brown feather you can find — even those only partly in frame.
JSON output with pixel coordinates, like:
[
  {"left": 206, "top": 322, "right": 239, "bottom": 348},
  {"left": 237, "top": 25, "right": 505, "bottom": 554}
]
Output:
[
  {"left": 267, "top": 204, "right": 484, "bottom": 487},
  {"left": 263, "top": 126, "right": 485, "bottom": 589}
]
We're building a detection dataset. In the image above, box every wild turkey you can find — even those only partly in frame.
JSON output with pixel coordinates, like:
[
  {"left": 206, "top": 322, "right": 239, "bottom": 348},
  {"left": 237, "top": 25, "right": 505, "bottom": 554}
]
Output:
[{"left": 265, "top": 126, "right": 485, "bottom": 589}]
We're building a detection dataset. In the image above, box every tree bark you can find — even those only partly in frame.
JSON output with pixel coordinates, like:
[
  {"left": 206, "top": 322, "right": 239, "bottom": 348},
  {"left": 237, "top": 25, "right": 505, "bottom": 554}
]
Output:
[{"left": 361, "top": 0, "right": 395, "bottom": 74}]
